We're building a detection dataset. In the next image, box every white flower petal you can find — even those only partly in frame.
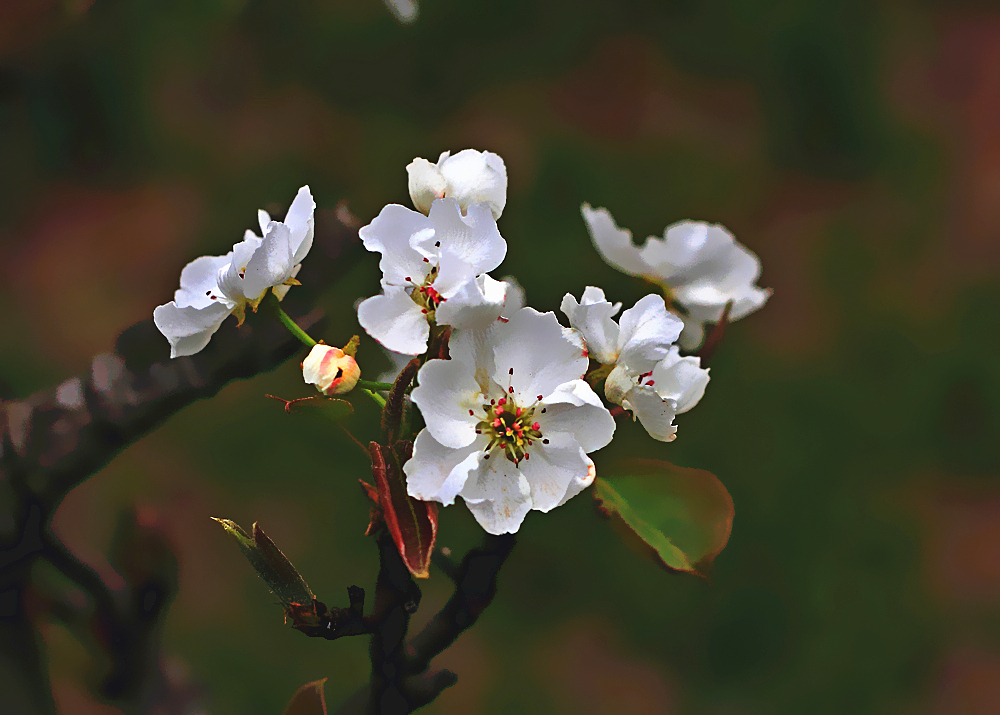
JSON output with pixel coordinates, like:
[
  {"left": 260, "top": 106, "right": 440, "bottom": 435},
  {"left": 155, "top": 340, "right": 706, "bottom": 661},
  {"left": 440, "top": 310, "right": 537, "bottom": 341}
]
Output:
[
  {"left": 615, "top": 293, "right": 682, "bottom": 374},
  {"left": 153, "top": 301, "right": 231, "bottom": 358},
  {"left": 437, "top": 149, "right": 507, "bottom": 220},
  {"left": 560, "top": 288, "right": 621, "bottom": 365},
  {"left": 556, "top": 454, "right": 597, "bottom": 508},
  {"left": 539, "top": 380, "right": 615, "bottom": 453},
  {"left": 411, "top": 358, "right": 483, "bottom": 449},
  {"left": 357, "top": 287, "right": 430, "bottom": 355},
  {"left": 652, "top": 347, "right": 710, "bottom": 414},
  {"left": 603, "top": 364, "right": 633, "bottom": 405},
  {"left": 358, "top": 204, "right": 435, "bottom": 288},
  {"left": 499, "top": 275, "right": 525, "bottom": 315},
  {"left": 492, "top": 308, "right": 588, "bottom": 403},
  {"left": 581, "top": 204, "right": 650, "bottom": 277},
  {"left": 621, "top": 385, "right": 678, "bottom": 442},
  {"left": 404, "top": 430, "right": 483, "bottom": 506},
  {"left": 407, "top": 158, "right": 447, "bottom": 215},
  {"left": 241, "top": 221, "right": 294, "bottom": 302},
  {"left": 429, "top": 200, "right": 506, "bottom": 295},
  {"left": 519, "top": 433, "right": 593, "bottom": 513},
  {"left": 174, "top": 254, "right": 229, "bottom": 309},
  {"left": 217, "top": 234, "right": 263, "bottom": 304},
  {"left": 257, "top": 210, "right": 271, "bottom": 236},
  {"left": 283, "top": 185, "right": 316, "bottom": 265},
  {"left": 435, "top": 274, "right": 507, "bottom": 329},
  {"left": 448, "top": 322, "right": 500, "bottom": 395},
  {"left": 461, "top": 457, "right": 532, "bottom": 535}
]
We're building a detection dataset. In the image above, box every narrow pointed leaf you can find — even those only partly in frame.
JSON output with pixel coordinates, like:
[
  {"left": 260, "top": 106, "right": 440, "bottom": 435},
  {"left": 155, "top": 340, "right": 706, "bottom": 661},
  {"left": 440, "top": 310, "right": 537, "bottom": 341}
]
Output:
[
  {"left": 281, "top": 678, "right": 328, "bottom": 715},
  {"left": 212, "top": 518, "right": 314, "bottom": 608},
  {"left": 369, "top": 441, "right": 438, "bottom": 579},
  {"left": 593, "top": 459, "right": 734, "bottom": 576}
]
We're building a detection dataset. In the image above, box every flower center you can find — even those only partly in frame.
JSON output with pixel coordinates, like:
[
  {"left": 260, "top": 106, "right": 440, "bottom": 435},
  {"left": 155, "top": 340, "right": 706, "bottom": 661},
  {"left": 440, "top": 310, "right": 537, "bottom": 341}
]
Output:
[
  {"left": 475, "top": 396, "right": 544, "bottom": 464},
  {"left": 405, "top": 265, "right": 446, "bottom": 319}
]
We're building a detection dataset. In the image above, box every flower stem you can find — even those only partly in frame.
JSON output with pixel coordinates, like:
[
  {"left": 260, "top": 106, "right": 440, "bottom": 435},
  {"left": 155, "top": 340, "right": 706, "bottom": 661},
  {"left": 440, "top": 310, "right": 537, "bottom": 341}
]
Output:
[
  {"left": 362, "top": 389, "right": 386, "bottom": 408},
  {"left": 264, "top": 291, "right": 316, "bottom": 348},
  {"left": 356, "top": 379, "right": 395, "bottom": 392}
]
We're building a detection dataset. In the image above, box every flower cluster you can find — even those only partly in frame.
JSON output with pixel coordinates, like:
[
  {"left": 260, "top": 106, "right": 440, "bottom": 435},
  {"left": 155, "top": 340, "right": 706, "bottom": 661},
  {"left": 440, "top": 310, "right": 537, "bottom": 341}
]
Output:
[{"left": 152, "top": 150, "right": 768, "bottom": 535}]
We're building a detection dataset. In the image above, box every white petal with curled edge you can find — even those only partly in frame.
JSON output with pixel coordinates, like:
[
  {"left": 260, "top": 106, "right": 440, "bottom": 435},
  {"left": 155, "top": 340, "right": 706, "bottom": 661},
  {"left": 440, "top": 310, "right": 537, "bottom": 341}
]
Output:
[
  {"left": 357, "top": 287, "right": 430, "bottom": 355},
  {"left": 556, "top": 454, "right": 597, "bottom": 508},
  {"left": 499, "top": 275, "right": 525, "bottom": 315},
  {"left": 283, "top": 185, "right": 315, "bottom": 265},
  {"left": 435, "top": 274, "right": 507, "bottom": 330},
  {"left": 438, "top": 149, "right": 507, "bottom": 220},
  {"left": 217, "top": 234, "right": 263, "bottom": 304},
  {"left": 615, "top": 294, "right": 682, "bottom": 374},
  {"left": 520, "top": 433, "right": 592, "bottom": 513},
  {"left": 404, "top": 430, "right": 483, "bottom": 506},
  {"left": 581, "top": 204, "right": 650, "bottom": 277},
  {"left": 174, "top": 254, "right": 230, "bottom": 309},
  {"left": 538, "top": 380, "right": 615, "bottom": 453},
  {"left": 560, "top": 289, "right": 620, "bottom": 365},
  {"left": 621, "top": 385, "right": 678, "bottom": 443},
  {"left": 257, "top": 210, "right": 271, "bottom": 236},
  {"left": 411, "top": 358, "right": 483, "bottom": 449},
  {"left": 603, "top": 364, "right": 634, "bottom": 406},
  {"left": 241, "top": 221, "right": 294, "bottom": 302},
  {"left": 492, "top": 308, "right": 589, "bottom": 404},
  {"left": 428, "top": 200, "right": 506, "bottom": 295},
  {"left": 358, "top": 204, "right": 435, "bottom": 288},
  {"left": 153, "top": 301, "right": 232, "bottom": 358},
  {"left": 652, "top": 346, "right": 710, "bottom": 414},
  {"left": 407, "top": 158, "right": 447, "bottom": 215},
  {"left": 461, "top": 457, "right": 532, "bottom": 535}
]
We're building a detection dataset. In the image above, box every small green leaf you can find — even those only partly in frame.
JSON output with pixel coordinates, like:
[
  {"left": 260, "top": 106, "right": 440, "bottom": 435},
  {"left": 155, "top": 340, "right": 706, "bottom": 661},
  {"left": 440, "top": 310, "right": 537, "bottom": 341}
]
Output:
[
  {"left": 593, "top": 459, "right": 734, "bottom": 576},
  {"left": 212, "top": 518, "right": 314, "bottom": 608},
  {"left": 281, "top": 678, "right": 328, "bottom": 715}
]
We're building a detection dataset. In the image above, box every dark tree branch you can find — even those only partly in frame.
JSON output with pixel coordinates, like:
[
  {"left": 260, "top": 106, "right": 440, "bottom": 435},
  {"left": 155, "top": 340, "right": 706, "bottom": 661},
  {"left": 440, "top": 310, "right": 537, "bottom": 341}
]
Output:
[
  {"left": 405, "top": 534, "right": 515, "bottom": 675},
  {"left": 0, "top": 209, "right": 360, "bottom": 714}
]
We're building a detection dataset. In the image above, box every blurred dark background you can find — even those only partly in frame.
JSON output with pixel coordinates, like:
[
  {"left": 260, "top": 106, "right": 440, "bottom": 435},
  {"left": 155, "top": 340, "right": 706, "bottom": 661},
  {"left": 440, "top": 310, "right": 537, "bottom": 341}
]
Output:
[{"left": 2, "top": 0, "right": 1000, "bottom": 713}]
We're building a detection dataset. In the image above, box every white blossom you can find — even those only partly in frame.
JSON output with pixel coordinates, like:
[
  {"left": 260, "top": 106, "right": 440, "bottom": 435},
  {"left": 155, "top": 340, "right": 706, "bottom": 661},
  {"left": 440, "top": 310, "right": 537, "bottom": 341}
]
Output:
[
  {"left": 581, "top": 205, "right": 771, "bottom": 349},
  {"left": 376, "top": 275, "right": 525, "bottom": 383},
  {"left": 153, "top": 186, "right": 315, "bottom": 358},
  {"left": 408, "top": 150, "right": 507, "bottom": 219},
  {"left": 561, "top": 287, "right": 708, "bottom": 442},
  {"left": 404, "top": 308, "right": 615, "bottom": 534},
  {"left": 356, "top": 198, "right": 507, "bottom": 355}
]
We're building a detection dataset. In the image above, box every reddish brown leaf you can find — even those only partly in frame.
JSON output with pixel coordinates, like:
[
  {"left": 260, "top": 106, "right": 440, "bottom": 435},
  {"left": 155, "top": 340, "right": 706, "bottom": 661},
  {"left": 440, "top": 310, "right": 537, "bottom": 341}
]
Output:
[
  {"left": 359, "top": 479, "right": 383, "bottom": 536},
  {"left": 281, "top": 678, "right": 328, "bottom": 715},
  {"left": 369, "top": 441, "right": 438, "bottom": 579}
]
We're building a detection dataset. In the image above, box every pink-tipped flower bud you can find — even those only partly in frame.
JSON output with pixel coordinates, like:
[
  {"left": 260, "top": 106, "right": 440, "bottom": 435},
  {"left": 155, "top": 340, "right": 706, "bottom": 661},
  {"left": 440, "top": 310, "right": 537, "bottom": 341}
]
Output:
[{"left": 302, "top": 344, "right": 360, "bottom": 395}]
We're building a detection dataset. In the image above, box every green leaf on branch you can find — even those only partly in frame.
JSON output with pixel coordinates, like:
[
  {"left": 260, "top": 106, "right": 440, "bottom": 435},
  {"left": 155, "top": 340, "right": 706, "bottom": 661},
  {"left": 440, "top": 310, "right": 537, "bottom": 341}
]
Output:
[
  {"left": 211, "top": 518, "right": 315, "bottom": 608},
  {"left": 281, "top": 678, "right": 328, "bottom": 715},
  {"left": 266, "top": 394, "right": 353, "bottom": 421},
  {"left": 593, "top": 459, "right": 734, "bottom": 576},
  {"left": 369, "top": 441, "right": 438, "bottom": 579}
]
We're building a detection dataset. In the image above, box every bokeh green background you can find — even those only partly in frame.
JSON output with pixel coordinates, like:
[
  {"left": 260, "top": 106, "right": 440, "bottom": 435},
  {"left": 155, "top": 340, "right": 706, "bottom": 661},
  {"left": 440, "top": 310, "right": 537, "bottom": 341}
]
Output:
[{"left": 3, "top": 0, "right": 1000, "bottom": 713}]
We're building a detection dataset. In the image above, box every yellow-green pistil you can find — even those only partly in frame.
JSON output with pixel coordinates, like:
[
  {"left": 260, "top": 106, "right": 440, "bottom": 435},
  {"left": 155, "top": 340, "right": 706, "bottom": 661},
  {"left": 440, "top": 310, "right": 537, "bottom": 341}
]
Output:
[{"left": 473, "top": 395, "right": 547, "bottom": 464}]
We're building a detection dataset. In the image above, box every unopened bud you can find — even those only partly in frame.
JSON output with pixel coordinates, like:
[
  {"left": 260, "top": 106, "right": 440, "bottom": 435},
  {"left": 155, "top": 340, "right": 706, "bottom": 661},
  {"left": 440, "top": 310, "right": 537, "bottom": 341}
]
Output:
[{"left": 302, "top": 344, "right": 360, "bottom": 395}]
